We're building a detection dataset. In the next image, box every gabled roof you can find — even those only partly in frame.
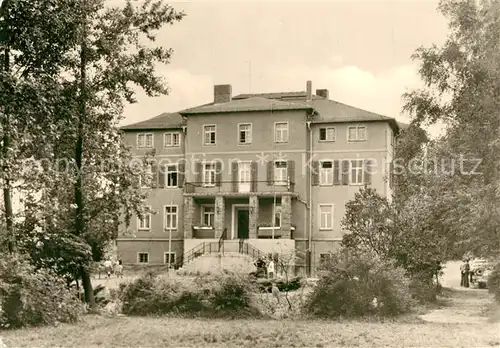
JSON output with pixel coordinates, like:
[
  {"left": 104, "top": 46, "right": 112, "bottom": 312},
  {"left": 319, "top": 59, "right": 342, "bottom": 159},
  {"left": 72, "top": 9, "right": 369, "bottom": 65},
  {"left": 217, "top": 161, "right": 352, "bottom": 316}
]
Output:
[
  {"left": 120, "top": 112, "right": 183, "bottom": 131},
  {"left": 180, "top": 97, "right": 313, "bottom": 115}
]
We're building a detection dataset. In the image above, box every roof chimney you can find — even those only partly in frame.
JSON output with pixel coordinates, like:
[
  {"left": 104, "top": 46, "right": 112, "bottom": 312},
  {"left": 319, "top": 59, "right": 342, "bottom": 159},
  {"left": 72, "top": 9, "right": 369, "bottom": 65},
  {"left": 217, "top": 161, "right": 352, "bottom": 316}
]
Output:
[
  {"left": 316, "top": 89, "right": 329, "bottom": 99},
  {"left": 214, "top": 84, "right": 232, "bottom": 104},
  {"left": 306, "top": 81, "right": 312, "bottom": 101}
]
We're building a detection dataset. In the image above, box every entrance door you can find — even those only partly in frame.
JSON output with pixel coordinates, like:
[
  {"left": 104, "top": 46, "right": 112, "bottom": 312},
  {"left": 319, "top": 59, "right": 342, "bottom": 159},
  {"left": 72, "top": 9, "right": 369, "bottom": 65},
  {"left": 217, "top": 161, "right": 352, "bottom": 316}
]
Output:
[
  {"left": 237, "top": 209, "right": 249, "bottom": 239},
  {"left": 238, "top": 162, "right": 251, "bottom": 193}
]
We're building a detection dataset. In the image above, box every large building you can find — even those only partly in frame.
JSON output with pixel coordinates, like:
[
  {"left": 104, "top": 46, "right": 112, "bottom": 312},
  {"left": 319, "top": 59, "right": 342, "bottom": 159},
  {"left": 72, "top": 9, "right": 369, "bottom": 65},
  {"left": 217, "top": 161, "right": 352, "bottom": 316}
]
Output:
[{"left": 118, "top": 81, "right": 400, "bottom": 276}]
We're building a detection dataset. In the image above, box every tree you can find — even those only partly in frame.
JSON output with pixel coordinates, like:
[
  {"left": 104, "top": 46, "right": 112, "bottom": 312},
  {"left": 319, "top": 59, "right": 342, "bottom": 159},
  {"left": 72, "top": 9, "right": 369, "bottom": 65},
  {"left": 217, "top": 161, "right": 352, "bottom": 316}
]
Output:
[
  {"left": 341, "top": 187, "right": 454, "bottom": 280},
  {"left": 49, "top": 0, "right": 184, "bottom": 309},
  {"left": 403, "top": 0, "right": 500, "bottom": 256},
  {"left": 0, "top": 0, "right": 82, "bottom": 253}
]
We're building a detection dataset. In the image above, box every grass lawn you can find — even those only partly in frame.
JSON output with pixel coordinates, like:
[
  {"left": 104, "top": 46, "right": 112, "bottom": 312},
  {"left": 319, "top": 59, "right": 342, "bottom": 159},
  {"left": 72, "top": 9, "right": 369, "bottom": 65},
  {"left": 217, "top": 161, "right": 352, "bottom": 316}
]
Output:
[
  {"left": 2, "top": 314, "right": 500, "bottom": 348},
  {"left": 3, "top": 264, "right": 499, "bottom": 348}
]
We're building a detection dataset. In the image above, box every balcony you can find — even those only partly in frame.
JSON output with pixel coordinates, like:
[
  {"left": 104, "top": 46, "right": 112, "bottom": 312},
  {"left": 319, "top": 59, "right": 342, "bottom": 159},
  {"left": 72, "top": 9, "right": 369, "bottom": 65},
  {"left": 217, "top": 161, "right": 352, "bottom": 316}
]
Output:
[
  {"left": 184, "top": 180, "right": 296, "bottom": 197},
  {"left": 192, "top": 225, "right": 215, "bottom": 238},
  {"left": 257, "top": 225, "right": 296, "bottom": 238}
]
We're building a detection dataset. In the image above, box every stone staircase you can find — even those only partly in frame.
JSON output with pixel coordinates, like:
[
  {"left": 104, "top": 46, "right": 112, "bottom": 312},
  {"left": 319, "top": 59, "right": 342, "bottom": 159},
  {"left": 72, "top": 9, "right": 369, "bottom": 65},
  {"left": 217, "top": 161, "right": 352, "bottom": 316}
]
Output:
[
  {"left": 176, "top": 252, "right": 256, "bottom": 275},
  {"left": 175, "top": 236, "right": 266, "bottom": 276}
]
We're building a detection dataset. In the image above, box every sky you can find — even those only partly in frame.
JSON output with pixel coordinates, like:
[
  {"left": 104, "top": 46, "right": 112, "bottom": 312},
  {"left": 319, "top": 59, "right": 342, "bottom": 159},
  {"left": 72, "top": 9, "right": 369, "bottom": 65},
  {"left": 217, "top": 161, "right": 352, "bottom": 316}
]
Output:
[{"left": 120, "top": 1, "right": 449, "bottom": 136}]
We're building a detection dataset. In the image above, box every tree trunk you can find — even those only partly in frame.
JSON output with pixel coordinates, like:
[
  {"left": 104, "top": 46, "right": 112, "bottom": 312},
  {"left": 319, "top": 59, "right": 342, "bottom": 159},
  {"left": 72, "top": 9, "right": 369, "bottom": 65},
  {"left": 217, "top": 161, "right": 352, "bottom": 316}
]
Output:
[
  {"left": 1, "top": 0, "right": 15, "bottom": 253},
  {"left": 74, "top": 1, "right": 96, "bottom": 310}
]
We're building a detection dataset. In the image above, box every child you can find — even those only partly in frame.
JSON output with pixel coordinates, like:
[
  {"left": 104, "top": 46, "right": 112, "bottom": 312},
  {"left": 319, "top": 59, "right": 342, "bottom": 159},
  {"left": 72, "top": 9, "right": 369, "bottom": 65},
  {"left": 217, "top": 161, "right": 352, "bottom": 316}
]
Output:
[{"left": 115, "top": 259, "right": 123, "bottom": 278}]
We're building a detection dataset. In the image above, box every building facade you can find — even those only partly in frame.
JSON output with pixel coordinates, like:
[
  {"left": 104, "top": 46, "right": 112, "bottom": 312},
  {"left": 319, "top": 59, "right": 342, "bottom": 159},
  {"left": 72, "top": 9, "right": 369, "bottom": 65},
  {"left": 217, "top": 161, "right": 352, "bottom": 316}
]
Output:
[{"left": 118, "top": 81, "right": 400, "bottom": 276}]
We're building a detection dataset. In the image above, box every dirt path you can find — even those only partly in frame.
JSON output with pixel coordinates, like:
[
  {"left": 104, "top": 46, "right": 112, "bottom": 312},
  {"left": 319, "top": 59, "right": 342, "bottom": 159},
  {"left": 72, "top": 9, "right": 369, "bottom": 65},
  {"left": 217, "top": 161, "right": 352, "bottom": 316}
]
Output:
[{"left": 420, "top": 261, "right": 499, "bottom": 324}]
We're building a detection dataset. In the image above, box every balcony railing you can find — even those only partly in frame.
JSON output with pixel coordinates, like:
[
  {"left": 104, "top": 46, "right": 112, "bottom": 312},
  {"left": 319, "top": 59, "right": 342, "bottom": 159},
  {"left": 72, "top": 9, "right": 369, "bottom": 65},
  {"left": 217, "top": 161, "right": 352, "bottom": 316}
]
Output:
[{"left": 184, "top": 180, "right": 295, "bottom": 195}]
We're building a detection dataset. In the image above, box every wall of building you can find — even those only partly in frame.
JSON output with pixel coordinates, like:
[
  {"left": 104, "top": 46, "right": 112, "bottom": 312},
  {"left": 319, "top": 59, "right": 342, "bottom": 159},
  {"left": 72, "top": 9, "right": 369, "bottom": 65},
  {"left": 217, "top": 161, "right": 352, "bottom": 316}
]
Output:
[
  {"left": 310, "top": 122, "right": 392, "bottom": 240},
  {"left": 117, "top": 239, "right": 184, "bottom": 265},
  {"left": 122, "top": 128, "right": 185, "bottom": 157},
  {"left": 119, "top": 117, "right": 396, "bottom": 270}
]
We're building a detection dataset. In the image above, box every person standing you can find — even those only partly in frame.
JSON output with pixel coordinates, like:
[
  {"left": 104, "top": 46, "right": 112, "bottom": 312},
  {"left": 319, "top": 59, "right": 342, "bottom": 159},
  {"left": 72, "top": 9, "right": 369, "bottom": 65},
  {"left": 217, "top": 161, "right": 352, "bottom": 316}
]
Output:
[
  {"left": 267, "top": 259, "right": 275, "bottom": 279},
  {"left": 460, "top": 261, "right": 466, "bottom": 287},
  {"left": 103, "top": 258, "right": 113, "bottom": 279},
  {"left": 463, "top": 259, "right": 470, "bottom": 288}
]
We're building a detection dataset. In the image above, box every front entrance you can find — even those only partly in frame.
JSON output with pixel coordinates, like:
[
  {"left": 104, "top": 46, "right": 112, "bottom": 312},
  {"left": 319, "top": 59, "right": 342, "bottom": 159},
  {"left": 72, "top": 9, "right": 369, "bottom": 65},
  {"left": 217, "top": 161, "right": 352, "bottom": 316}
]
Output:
[{"left": 237, "top": 209, "right": 249, "bottom": 239}]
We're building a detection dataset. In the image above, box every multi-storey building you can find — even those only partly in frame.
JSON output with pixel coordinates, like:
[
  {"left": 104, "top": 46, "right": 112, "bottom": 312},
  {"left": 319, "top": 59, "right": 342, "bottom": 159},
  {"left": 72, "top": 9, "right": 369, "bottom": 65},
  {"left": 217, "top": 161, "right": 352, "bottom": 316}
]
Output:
[{"left": 118, "top": 81, "right": 401, "bottom": 276}]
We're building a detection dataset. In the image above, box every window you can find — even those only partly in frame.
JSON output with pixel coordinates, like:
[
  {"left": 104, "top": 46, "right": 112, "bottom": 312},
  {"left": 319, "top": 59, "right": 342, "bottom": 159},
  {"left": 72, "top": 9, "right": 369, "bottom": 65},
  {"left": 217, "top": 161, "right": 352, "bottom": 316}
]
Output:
[
  {"left": 319, "top": 161, "right": 333, "bottom": 185},
  {"left": 164, "top": 205, "right": 178, "bottom": 230},
  {"left": 166, "top": 165, "right": 178, "bottom": 188},
  {"left": 203, "top": 162, "right": 216, "bottom": 187},
  {"left": 272, "top": 205, "right": 282, "bottom": 227},
  {"left": 319, "top": 127, "right": 335, "bottom": 142},
  {"left": 137, "top": 208, "right": 151, "bottom": 230},
  {"left": 139, "top": 163, "right": 153, "bottom": 188},
  {"left": 350, "top": 160, "right": 364, "bottom": 185},
  {"left": 203, "top": 125, "right": 216, "bottom": 145},
  {"left": 202, "top": 206, "right": 215, "bottom": 226},
  {"left": 164, "top": 132, "right": 180, "bottom": 147},
  {"left": 138, "top": 252, "right": 149, "bottom": 263},
  {"left": 164, "top": 252, "right": 176, "bottom": 265},
  {"left": 137, "top": 133, "right": 153, "bottom": 148},
  {"left": 274, "top": 122, "right": 289, "bottom": 143},
  {"left": 320, "top": 253, "right": 332, "bottom": 264},
  {"left": 348, "top": 126, "right": 366, "bottom": 142},
  {"left": 319, "top": 204, "right": 334, "bottom": 230},
  {"left": 238, "top": 123, "right": 252, "bottom": 144},
  {"left": 274, "top": 161, "right": 288, "bottom": 185}
]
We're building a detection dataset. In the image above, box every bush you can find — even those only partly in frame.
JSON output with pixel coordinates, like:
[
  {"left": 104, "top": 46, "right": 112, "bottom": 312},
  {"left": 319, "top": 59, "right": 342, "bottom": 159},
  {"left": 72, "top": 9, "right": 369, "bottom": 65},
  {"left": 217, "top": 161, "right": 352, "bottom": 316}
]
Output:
[
  {"left": 119, "top": 272, "right": 259, "bottom": 317},
  {"left": 409, "top": 272, "right": 440, "bottom": 303},
  {"left": 0, "top": 255, "right": 84, "bottom": 329},
  {"left": 487, "top": 262, "right": 500, "bottom": 303},
  {"left": 303, "top": 250, "right": 414, "bottom": 318}
]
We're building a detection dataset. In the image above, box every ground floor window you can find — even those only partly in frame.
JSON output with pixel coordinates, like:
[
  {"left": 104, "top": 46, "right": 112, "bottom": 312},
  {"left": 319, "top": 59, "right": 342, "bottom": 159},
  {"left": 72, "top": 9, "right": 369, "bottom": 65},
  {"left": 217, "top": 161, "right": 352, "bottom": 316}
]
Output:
[
  {"left": 138, "top": 252, "right": 149, "bottom": 263},
  {"left": 164, "top": 252, "right": 176, "bottom": 265},
  {"left": 319, "top": 253, "right": 332, "bottom": 264}
]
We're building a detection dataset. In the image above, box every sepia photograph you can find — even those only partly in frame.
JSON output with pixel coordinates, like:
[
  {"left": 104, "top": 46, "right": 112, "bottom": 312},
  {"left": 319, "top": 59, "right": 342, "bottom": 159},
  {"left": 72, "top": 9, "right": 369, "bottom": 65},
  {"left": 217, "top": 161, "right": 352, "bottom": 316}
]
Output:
[{"left": 0, "top": 0, "right": 499, "bottom": 347}]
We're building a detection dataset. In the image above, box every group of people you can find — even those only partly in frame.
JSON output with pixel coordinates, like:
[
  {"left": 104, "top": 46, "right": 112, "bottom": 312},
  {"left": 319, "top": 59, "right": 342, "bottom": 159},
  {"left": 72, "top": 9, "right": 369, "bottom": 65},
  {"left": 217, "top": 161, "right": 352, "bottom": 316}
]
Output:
[
  {"left": 254, "top": 257, "right": 277, "bottom": 279},
  {"left": 460, "top": 259, "right": 472, "bottom": 287},
  {"left": 99, "top": 258, "right": 123, "bottom": 279}
]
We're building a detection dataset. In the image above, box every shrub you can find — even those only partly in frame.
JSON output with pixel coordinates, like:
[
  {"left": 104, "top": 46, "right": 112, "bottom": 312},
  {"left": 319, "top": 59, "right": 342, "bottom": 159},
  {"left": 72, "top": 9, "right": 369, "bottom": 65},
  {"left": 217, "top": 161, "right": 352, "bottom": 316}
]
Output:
[
  {"left": 119, "top": 273, "right": 259, "bottom": 317},
  {"left": 409, "top": 271, "right": 440, "bottom": 303},
  {"left": 487, "top": 262, "right": 500, "bottom": 303},
  {"left": 303, "top": 250, "right": 414, "bottom": 318},
  {"left": 0, "top": 255, "right": 84, "bottom": 329}
]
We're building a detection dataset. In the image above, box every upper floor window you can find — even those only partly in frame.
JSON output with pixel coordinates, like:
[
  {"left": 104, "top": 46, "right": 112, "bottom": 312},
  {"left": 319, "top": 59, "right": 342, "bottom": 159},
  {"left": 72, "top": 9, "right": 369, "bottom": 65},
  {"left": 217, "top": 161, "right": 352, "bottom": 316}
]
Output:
[
  {"left": 350, "top": 160, "right": 364, "bottom": 185},
  {"left": 348, "top": 126, "right": 366, "bottom": 142},
  {"left": 164, "top": 205, "right": 178, "bottom": 230},
  {"left": 238, "top": 123, "right": 252, "bottom": 144},
  {"left": 140, "top": 163, "right": 154, "bottom": 188},
  {"left": 274, "top": 161, "right": 288, "bottom": 185},
  {"left": 274, "top": 122, "right": 289, "bottom": 143},
  {"left": 203, "top": 162, "right": 217, "bottom": 187},
  {"left": 319, "top": 161, "right": 333, "bottom": 185},
  {"left": 137, "top": 133, "right": 153, "bottom": 148},
  {"left": 203, "top": 125, "right": 216, "bottom": 145},
  {"left": 164, "top": 132, "right": 180, "bottom": 147},
  {"left": 137, "top": 207, "right": 151, "bottom": 230},
  {"left": 319, "top": 204, "right": 334, "bottom": 230},
  {"left": 319, "top": 127, "right": 335, "bottom": 142},
  {"left": 166, "top": 165, "right": 178, "bottom": 188}
]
